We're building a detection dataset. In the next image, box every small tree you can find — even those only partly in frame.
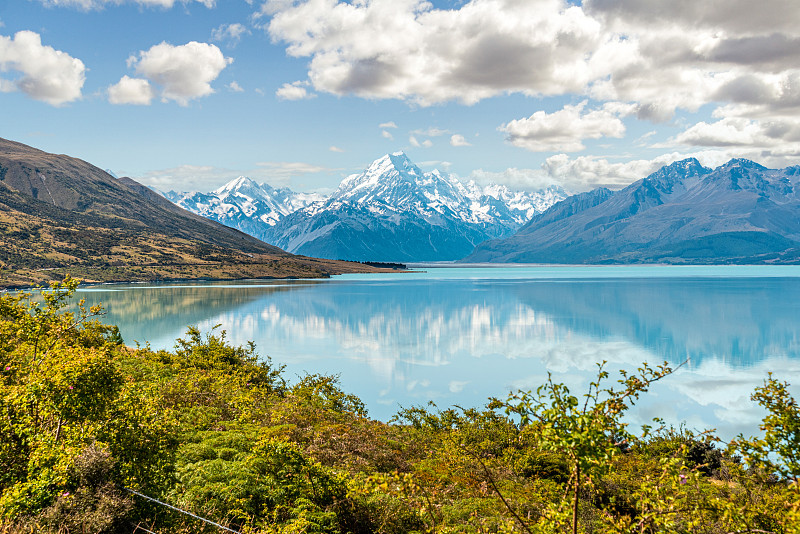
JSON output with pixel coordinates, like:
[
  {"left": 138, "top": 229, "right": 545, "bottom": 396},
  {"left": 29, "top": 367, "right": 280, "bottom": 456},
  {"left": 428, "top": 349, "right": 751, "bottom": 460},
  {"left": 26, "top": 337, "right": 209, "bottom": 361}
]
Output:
[
  {"left": 732, "top": 375, "right": 800, "bottom": 532},
  {"left": 498, "top": 361, "right": 674, "bottom": 534}
]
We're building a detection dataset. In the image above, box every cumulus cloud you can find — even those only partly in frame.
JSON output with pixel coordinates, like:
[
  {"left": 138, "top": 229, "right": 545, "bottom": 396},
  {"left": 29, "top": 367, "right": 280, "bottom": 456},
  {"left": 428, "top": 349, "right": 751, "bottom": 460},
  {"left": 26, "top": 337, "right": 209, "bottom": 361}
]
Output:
[
  {"left": 212, "top": 23, "right": 250, "bottom": 45},
  {"left": 659, "top": 117, "right": 800, "bottom": 160},
  {"left": 539, "top": 153, "right": 691, "bottom": 190},
  {"left": 0, "top": 31, "right": 85, "bottom": 106},
  {"left": 379, "top": 121, "right": 398, "bottom": 129},
  {"left": 37, "top": 0, "right": 215, "bottom": 9},
  {"left": 500, "top": 101, "right": 632, "bottom": 152},
  {"left": 262, "top": 0, "right": 602, "bottom": 106},
  {"left": 470, "top": 150, "right": 748, "bottom": 192},
  {"left": 584, "top": 0, "right": 800, "bottom": 35},
  {"left": 329, "top": 145, "right": 344, "bottom": 152},
  {"left": 136, "top": 164, "right": 239, "bottom": 191},
  {"left": 227, "top": 81, "right": 244, "bottom": 92},
  {"left": 381, "top": 130, "right": 393, "bottom": 140},
  {"left": 107, "top": 75, "right": 154, "bottom": 105},
  {"left": 409, "top": 135, "right": 432, "bottom": 148},
  {"left": 257, "top": 0, "right": 800, "bottom": 154},
  {"left": 276, "top": 80, "right": 314, "bottom": 100},
  {"left": 113, "top": 41, "right": 231, "bottom": 106},
  {"left": 450, "top": 134, "right": 471, "bottom": 147}
]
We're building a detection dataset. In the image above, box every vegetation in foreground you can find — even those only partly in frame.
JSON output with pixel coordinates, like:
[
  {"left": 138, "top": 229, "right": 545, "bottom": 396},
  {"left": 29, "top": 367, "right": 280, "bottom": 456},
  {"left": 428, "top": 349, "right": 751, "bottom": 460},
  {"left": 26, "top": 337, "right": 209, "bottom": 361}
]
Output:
[{"left": 1, "top": 279, "right": 798, "bottom": 533}]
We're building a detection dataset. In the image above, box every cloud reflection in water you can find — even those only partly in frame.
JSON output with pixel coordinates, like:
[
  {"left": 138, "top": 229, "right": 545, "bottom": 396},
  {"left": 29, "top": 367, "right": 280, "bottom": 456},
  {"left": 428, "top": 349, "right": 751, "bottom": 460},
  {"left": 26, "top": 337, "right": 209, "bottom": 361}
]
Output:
[{"left": 78, "top": 270, "right": 800, "bottom": 439}]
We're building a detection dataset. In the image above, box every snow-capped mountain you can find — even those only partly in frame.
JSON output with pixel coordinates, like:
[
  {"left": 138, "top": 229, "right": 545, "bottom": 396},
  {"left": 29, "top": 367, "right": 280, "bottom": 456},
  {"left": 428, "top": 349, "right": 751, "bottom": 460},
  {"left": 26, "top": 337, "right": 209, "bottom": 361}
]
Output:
[
  {"left": 164, "top": 152, "right": 567, "bottom": 262},
  {"left": 266, "top": 152, "right": 567, "bottom": 261},
  {"left": 466, "top": 158, "right": 800, "bottom": 264},
  {"left": 163, "top": 177, "right": 324, "bottom": 243}
]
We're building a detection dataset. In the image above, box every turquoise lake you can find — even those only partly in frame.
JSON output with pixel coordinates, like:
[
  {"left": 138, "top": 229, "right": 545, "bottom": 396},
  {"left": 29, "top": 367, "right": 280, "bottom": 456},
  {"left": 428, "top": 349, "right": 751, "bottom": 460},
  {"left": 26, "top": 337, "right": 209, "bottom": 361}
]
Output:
[{"left": 76, "top": 265, "right": 800, "bottom": 439}]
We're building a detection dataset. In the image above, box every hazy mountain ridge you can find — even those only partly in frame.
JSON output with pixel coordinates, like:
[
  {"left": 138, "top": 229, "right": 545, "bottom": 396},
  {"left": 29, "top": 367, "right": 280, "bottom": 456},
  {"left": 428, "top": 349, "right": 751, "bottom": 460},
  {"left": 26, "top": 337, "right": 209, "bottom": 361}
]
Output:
[
  {"left": 466, "top": 158, "right": 800, "bottom": 264},
  {"left": 168, "top": 152, "right": 568, "bottom": 261}
]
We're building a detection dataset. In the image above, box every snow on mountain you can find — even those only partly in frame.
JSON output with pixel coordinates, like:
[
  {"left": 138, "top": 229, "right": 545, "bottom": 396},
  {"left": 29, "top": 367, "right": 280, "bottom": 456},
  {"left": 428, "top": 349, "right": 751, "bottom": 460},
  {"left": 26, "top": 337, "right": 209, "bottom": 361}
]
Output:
[
  {"left": 466, "top": 158, "right": 800, "bottom": 264},
  {"left": 265, "top": 152, "right": 568, "bottom": 261},
  {"left": 162, "top": 152, "right": 568, "bottom": 261},
  {"left": 163, "top": 177, "right": 323, "bottom": 243}
]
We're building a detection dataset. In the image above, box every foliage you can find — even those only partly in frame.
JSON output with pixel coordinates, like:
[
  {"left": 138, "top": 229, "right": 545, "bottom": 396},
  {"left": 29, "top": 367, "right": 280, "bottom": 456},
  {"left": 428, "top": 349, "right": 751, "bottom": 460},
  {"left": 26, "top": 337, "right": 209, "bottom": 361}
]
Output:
[
  {"left": 0, "top": 279, "right": 797, "bottom": 533},
  {"left": 733, "top": 375, "right": 800, "bottom": 532},
  {"left": 498, "top": 361, "right": 674, "bottom": 533}
]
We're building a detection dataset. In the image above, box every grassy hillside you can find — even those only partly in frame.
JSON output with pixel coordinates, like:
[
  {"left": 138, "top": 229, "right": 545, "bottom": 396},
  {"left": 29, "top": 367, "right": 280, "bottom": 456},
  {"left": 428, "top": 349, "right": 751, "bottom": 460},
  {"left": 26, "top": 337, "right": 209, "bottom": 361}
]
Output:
[{"left": 0, "top": 138, "right": 391, "bottom": 288}]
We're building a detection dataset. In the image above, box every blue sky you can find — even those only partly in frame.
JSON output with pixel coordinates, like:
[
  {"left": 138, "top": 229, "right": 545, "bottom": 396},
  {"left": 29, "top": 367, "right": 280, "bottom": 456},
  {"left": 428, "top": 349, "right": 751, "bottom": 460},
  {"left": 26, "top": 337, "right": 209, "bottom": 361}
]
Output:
[{"left": 3, "top": 0, "right": 800, "bottom": 193}]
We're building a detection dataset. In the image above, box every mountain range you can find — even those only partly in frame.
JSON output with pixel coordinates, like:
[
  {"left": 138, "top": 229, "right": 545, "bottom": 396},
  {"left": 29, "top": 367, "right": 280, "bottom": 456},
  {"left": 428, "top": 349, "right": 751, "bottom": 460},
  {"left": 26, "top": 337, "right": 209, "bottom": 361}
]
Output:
[
  {"left": 0, "top": 138, "right": 390, "bottom": 288},
  {"left": 466, "top": 158, "right": 800, "bottom": 264},
  {"left": 167, "top": 152, "right": 568, "bottom": 261}
]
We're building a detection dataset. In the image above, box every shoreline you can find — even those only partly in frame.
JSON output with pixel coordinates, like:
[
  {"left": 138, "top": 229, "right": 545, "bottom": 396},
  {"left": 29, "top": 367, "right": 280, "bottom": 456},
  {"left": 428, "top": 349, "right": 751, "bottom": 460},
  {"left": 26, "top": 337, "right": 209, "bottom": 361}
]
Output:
[{"left": 0, "top": 257, "right": 408, "bottom": 291}]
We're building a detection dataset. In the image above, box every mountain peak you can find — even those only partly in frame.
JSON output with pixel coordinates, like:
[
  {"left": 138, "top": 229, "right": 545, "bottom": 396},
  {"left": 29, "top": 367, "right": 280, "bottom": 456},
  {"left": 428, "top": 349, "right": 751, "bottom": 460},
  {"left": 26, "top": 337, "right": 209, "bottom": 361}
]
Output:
[
  {"left": 656, "top": 157, "right": 709, "bottom": 175},
  {"left": 214, "top": 175, "right": 263, "bottom": 195},
  {"left": 639, "top": 157, "right": 711, "bottom": 194},
  {"left": 366, "top": 151, "right": 420, "bottom": 178},
  {"left": 718, "top": 158, "right": 768, "bottom": 172}
]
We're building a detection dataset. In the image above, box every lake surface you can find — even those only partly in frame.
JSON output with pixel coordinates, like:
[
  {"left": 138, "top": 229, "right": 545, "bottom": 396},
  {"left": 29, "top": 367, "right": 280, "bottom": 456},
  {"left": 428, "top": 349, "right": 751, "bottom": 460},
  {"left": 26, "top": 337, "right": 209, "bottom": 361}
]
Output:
[{"left": 77, "top": 265, "right": 800, "bottom": 439}]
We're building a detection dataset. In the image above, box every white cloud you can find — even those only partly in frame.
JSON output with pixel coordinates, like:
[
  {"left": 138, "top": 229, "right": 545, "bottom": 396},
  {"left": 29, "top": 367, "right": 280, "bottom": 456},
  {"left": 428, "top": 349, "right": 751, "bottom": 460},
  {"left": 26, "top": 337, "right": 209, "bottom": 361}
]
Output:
[
  {"left": 258, "top": 0, "right": 800, "bottom": 151},
  {"left": 409, "top": 135, "right": 432, "bottom": 148},
  {"left": 657, "top": 117, "right": 800, "bottom": 164},
  {"left": 584, "top": 0, "right": 800, "bottom": 35},
  {"left": 136, "top": 164, "right": 237, "bottom": 191},
  {"left": 470, "top": 150, "right": 746, "bottom": 192},
  {"left": 37, "top": 0, "right": 215, "bottom": 9},
  {"left": 469, "top": 167, "right": 560, "bottom": 192},
  {"left": 263, "top": 0, "right": 603, "bottom": 106},
  {"left": 107, "top": 75, "right": 154, "bottom": 105},
  {"left": 0, "top": 31, "right": 85, "bottom": 106},
  {"left": 408, "top": 135, "right": 433, "bottom": 148},
  {"left": 379, "top": 121, "right": 398, "bottom": 129},
  {"left": 411, "top": 127, "right": 449, "bottom": 137},
  {"left": 539, "top": 153, "right": 688, "bottom": 190},
  {"left": 329, "top": 145, "right": 344, "bottom": 152},
  {"left": 381, "top": 130, "right": 393, "bottom": 140},
  {"left": 120, "top": 41, "right": 231, "bottom": 106},
  {"left": 136, "top": 160, "right": 335, "bottom": 191},
  {"left": 212, "top": 23, "right": 251, "bottom": 45},
  {"left": 500, "top": 101, "right": 631, "bottom": 152},
  {"left": 450, "top": 134, "right": 471, "bottom": 147},
  {"left": 667, "top": 118, "right": 769, "bottom": 148},
  {"left": 254, "top": 160, "right": 332, "bottom": 177},
  {"left": 275, "top": 80, "right": 314, "bottom": 100},
  {"left": 227, "top": 81, "right": 244, "bottom": 92}
]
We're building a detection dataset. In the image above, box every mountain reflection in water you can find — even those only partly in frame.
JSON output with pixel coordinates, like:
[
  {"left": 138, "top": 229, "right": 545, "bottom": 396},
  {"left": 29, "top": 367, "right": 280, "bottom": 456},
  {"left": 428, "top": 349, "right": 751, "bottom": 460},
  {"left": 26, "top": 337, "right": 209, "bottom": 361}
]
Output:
[{"left": 78, "top": 267, "right": 800, "bottom": 439}]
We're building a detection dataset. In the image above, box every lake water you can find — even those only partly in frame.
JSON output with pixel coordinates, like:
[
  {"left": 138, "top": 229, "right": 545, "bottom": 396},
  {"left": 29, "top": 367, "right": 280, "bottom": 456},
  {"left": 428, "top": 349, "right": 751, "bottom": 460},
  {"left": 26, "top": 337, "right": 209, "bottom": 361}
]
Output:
[{"left": 77, "top": 265, "right": 800, "bottom": 440}]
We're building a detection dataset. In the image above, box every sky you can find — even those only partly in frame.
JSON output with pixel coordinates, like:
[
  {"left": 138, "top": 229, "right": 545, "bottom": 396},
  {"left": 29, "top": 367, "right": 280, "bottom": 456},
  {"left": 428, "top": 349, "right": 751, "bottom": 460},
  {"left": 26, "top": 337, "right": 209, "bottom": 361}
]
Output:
[{"left": 3, "top": 0, "right": 800, "bottom": 194}]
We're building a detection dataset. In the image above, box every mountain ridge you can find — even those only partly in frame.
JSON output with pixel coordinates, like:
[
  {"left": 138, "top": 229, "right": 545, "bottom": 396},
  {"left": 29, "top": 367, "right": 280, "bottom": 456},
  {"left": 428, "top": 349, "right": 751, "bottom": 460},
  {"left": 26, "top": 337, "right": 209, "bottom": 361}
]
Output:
[
  {"left": 465, "top": 157, "right": 800, "bottom": 264},
  {"left": 169, "top": 151, "right": 568, "bottom": 262},
  {"left": 0, "top": 137, "right": 395, "bottom": 288}
]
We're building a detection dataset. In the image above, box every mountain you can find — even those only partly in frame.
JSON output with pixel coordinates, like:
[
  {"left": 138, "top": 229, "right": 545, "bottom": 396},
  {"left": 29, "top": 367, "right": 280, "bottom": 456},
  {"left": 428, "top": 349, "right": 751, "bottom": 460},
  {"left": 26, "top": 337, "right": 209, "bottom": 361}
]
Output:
[
  {"left": 169, "top": 152, "right": 567, "bottom": 262},
  {"left": 0, "top": 138, "right": 392, "bottom": 288},
  {"left": 164, "top": 177, "right": 324, "bottom": 243},
  {"left": 465, "top": 158, "right": 800, "bottom": 264}
]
